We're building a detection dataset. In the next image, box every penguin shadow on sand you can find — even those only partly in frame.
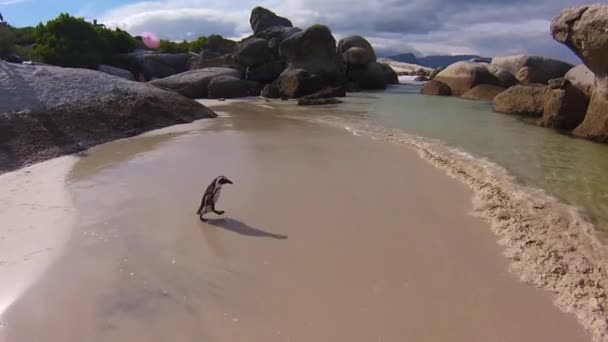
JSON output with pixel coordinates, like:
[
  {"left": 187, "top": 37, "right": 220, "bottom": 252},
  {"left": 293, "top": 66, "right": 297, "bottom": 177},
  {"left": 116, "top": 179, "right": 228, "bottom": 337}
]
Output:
[
  {"left": 206, "top": 218, "right": 288, "bottom": 240},
  {"left": 197, "top": 176, "right": 287, "bottom": 240}
]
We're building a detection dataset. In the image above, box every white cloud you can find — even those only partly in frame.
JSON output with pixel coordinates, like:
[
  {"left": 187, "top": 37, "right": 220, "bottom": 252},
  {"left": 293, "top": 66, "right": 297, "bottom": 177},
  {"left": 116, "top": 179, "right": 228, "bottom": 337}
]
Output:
[
  {"left": 98, "top": 0, "right": 585, "bottom": 62},
  {"left": 0, "top": 0, "right": 31, "bottom": 5}
]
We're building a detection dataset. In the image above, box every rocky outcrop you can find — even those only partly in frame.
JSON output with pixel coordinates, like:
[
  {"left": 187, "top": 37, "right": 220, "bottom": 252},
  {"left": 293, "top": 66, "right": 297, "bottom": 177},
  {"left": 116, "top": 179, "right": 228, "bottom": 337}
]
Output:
[
  {"left": 254, "top": 26, "right": 302, "bottom": 57},
  {"left": 551, "top": 4, "right": 608, "bottom": 142},
  {"left": 277, "top": 68, "right": 328, "bottom": 98},
  {"left": 207, "top": 76, "right": 259, "bottom": 99},
  {"left": 233, "top": 38, "right": 274, "bottom": 67},
  {"left": 565, "top": 64, "right": 595, "bottom": 96},
  {"left": 491, "top": 55, "right": 573, "bottom": 85},
  {"left": 149, "top": 67, "right": 240, "bottom": 99},
  {"left": 0, "top": 60, "right": 215, "bottom": 173},
  {"left": 538, "top": 78, "right": 589, "bottom": 130},
  {"left": 98, "top": 65, "right": 134, "bottom": 81},
  {"left": 420, "top": 80, "right": 452, "bottom": 96},
  {"left": 261, "top": 83, "right": 281, "bottom": 98},
  {"left": 347, "top": 62, "right": 398, "bottom": 90},
  {"left": 429, "top": 66, "right": 444, "bottom": 80},
  {"left": 279, "top": 25, "right": 344, "bottom": 84},
  {"left": 250, "top": 7, "right": 293, "bottom": 35},
  {"left": 462, "top": 84, "right": 506, "bottom": 101},
  {"left": 246, "top": 61, "right": 286, "bottom": 84},
  {"left": 493, "top": 84, "right": 548, "bottom": 117},
  {"left": 486, "top": 64, "right": 519, "bottom": 88},
  {"left": 337, "top": 35, "right": 377, "bottom": 66},
  {"left": 298, "top": 86, "right": 346, "bottom": 101},
  {"left": 119, "top": 52, "right": 194, "bottom": 80},
  {"left": 434, "top": 61, "right": 500, "bottom": 96},
  {"left": 190, "top": 54, "right": 238, "bottom": 70}
]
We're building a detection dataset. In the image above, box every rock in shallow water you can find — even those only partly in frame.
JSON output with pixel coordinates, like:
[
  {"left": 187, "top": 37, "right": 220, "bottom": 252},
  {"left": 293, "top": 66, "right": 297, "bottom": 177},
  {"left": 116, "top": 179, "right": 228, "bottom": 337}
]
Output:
[
  {"left": 420, "top": 80, "right": 452, "bottom": 96},
  {"left": 149, "top": 67, "right": 240, "bottom": 99},
  {"left": 493, "top": 84, "right": 548, "bottom": 117}
]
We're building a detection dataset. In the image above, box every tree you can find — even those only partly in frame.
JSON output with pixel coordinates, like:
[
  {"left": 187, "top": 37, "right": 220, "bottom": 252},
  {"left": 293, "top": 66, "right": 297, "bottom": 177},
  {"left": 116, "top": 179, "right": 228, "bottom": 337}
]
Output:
[
  {"left": 188, "top": 36, "right": 207, "bottom": 53},
  {"left": 0, "top": 23, "right": 16, "bottom": 58}
]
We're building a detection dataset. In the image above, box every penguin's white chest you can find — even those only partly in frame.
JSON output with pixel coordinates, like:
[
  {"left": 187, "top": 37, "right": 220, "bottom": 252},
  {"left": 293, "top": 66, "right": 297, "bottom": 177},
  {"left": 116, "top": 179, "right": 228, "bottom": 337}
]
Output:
[{"left": 213, "top": 188, "right": 222, "bottom": 203}]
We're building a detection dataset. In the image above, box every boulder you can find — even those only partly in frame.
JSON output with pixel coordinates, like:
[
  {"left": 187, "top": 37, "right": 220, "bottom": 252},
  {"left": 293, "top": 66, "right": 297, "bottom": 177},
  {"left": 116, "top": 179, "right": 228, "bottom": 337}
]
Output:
[
  {"left": 250, "top": 7, "right": 293, "bottom": 35},
  {"left": 119, "top": 52, "right": 194, "bottom": 80},
  {"left": 261, "top": 83, "right": 281, "bottom": 98},
  {"left": 233, "top": 38, "right": 274, "bottom": 67},
  {"left": 434, "top": 61, "right": 499, "bottom": 96},
  {"left": 551, "top": 4, "right": 608, "bottom": 142},
  {"left": 348, "top": 62, "right": 398, "bottom": 90},
  {"left": 337, "top": 35, "right": 377, "bottom": 65},
  {"left": 190, "top": 54, "right": 238, "bottom": 70},
  {"left": 207, "top": 76, "right": 259, "bottom": 99},
  {"left": 254, "top": 26, "right": 302, "bottom": 57},
  {"left": 415, "top": 68, "right": 427, "bottom": 76},
  {"left": 565, "top": 64, "right": 595, "bottom": 96},
  {"left": 0, "top": 60, "right": 215, "bottom": 173},
  {"left": 298, "top": 86, "right": 346, "bottom": 101},
  {"left": 279, "top": 25, "right": 344, "bottom": 83},
  {"left": 413, "top": 76, "right": 429, "bottom": 82},
  {"left": 149, "top": 67, "right": 240, "bottom": 99},
  {"left": 538, "top": 78, "right": 589, "bottom": 130},
  {"left": 493, "top": 84, "right": 549, "bottom": 117},
  {"left": 342, "top": 47, "right": 375, "bottom": 66},
  {"left": 246, "top": 61, "right": 286, "bottom": 84},
  {"left": 429, "top": 66, "right": 444, "bottom": 80},
  {"left": 345, "top": 82, "right": 362, "bottom": 93},
  {"left": 491, "top": 55, "right": 573, "bottom": 85},
  {"left": 98, "top": 65, "right": 135, "bottom": 81},
  {"left": 462, "top": 84, "right": 506, "bottom": 101},
  {"left": 297, "top": 98, "right": 342, "bottom": 106},
  {"left": 486, "top": 64, "right": 519, "bottom": 88},
  {"left": 277, "top": 68, "right": 328, "bottom": 98},
  {"left": 420, "top": 80, "right": 452, "bottom": 96}
]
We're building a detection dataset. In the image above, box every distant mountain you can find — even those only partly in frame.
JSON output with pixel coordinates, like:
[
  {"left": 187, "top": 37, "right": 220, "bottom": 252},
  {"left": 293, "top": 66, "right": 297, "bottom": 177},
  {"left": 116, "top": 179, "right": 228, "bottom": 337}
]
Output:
[{"left": 386, "top": 53, "right": 490, "bottom": 69}]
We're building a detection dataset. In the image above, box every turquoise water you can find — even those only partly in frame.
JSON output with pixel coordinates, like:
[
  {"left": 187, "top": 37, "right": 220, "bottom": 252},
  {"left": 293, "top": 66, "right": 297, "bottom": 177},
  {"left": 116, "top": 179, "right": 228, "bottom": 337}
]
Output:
[{"left": 305, "top": 84, "right": 608, "bottom": 232}]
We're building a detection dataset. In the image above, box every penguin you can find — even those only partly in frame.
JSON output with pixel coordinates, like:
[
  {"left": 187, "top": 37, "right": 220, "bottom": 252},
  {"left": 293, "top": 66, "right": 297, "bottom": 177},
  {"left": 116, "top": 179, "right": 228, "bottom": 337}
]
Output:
[{"left": 197, "top": 176, "right": 233, "bottom": 222}]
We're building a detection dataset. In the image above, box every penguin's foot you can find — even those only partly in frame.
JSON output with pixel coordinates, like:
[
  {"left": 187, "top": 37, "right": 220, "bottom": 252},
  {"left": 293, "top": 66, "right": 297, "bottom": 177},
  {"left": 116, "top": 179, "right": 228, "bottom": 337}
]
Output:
[
  {"left": 213, "top": 210, "right": 225, "bottom": 215},
  {"left": 200, "top": 215, "right": 208, "bottom": 222}
]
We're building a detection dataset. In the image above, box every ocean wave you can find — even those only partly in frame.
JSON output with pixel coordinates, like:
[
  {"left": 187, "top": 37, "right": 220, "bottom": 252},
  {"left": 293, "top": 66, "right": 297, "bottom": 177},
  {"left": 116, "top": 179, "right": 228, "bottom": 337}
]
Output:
[{"left": 287, "top": 113, "right": 608, "bottom": 342}]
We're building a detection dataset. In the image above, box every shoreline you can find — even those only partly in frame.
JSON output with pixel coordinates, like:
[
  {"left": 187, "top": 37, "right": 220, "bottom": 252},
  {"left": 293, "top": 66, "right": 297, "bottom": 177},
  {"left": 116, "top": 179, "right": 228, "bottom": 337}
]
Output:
[
  {"left": 1, "top": 106, "right": 591, "bottom": 341},
  {"left": 276, "top": 103, "right": 608, "bottom": 342}
]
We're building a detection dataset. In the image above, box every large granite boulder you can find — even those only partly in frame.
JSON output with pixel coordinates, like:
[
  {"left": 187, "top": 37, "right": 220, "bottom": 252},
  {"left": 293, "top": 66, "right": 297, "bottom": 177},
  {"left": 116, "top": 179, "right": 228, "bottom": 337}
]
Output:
[
  {"left": 250, "top": 7, "right": 293, "bottom": 35},
  {"left": 538, "top": 78, "right": 589, "bottom": 130},
  {"left": 493, "top": 84, "right": 549, "bottom": 117},
  {"left": 552, "top": 4, "right": 608, "bottom": 142},
  {"left": 565, "top": 64, "right": 595, "bottom": 96},
  {"left": 347, "top": 62, "right": 398, "bottom": 90},
  {"left": 277, "top": 68, "right": 328, "bottom": 98},
  {"left": 119, "top": 52, "right": 194, "bottom": 80},
  {"left": 98, "top": 65, "right": 134, "bottom": 81},
  {"left": 0, "top": 60, "right": 215, "bottom": 173},
  {"left": 434, "top": 61, "right": 500, "bottom": 96},
  {"left": 462, "top": 84, "right": 506, "bottom": 101},
  {"left": 421, "top": 80, "right": 452, "bottom": 96},
  {"left": 298, "top": 86, "right": 346, "bottom": 101},
  {"left": 429, "top": 66, "right": 445, "bottom": 80},
  {"left": 279, "top": 25, "right": 345, "bottom": 84},
  {"left": 246, "top": 61, "right": 286, "bottom": 84},
  {"left": 486, "top": 64, "right": 519, "bottom": 88},
  {"left": 233, "top": 38, "right": 274, "bottom": 67},
  {"left": 149, "top": 67, "right": 240, "bottom": 99},
  {"left": 190, "top": 54, "right": 238, "bottom": 70},
  {"left": 261, "top": 83, "right": 281, "bottom": 98},
  {"left": 491, "top": 55, "right": 573, "bottom": 85},
  {"left": 207, "top": 76, "right": 259, "bottom": 99},
  {"left": 254, "top": 26, "right": 302, "bottom": 57},
  {"left": 337, "top": 35, "right": 377, "bottom": 66}
]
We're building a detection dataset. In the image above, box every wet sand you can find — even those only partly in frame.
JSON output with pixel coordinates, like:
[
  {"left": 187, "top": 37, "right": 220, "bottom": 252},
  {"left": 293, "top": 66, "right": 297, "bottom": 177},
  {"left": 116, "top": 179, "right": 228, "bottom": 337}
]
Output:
[{"left": 0, "top": 102, "right": 590, "bottom": 341}]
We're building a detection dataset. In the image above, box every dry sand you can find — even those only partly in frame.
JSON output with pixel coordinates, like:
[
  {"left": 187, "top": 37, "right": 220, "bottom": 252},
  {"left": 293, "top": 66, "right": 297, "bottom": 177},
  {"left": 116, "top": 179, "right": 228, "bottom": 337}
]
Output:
[{"left": 0, "top": 103, "right": 591, "bottom": 342}]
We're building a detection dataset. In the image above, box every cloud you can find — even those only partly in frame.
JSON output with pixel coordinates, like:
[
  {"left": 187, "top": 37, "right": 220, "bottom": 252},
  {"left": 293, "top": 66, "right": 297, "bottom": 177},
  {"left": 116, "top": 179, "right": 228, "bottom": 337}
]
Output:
[
  {"left": 0, "top": 0, "right": 31, "bottom": 5},
  {"left": 99, "top": 0, "right": 585, "bottom": 63}
]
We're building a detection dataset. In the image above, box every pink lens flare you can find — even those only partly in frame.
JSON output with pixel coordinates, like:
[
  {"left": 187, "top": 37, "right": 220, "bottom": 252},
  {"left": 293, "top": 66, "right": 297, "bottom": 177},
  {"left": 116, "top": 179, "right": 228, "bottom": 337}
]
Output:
[{"left": 141, "top": 32, "right": 160, "bottom": 49}]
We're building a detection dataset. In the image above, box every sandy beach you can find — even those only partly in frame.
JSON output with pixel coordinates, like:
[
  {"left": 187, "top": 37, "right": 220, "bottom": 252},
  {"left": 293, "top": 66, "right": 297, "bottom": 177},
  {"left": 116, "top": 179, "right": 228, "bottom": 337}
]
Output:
[{"left": 0, "top": 101, "right": 591, "bottom": 342}]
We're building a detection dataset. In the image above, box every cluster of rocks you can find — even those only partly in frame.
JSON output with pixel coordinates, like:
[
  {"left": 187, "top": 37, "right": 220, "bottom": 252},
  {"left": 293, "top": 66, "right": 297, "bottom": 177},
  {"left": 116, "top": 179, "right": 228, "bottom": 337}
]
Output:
[
  {"left": 139, "top": 7, "right": 397, "bottom": 104},
  {"left": 421, "top": 4, "right": 608, "bottom": 143}
]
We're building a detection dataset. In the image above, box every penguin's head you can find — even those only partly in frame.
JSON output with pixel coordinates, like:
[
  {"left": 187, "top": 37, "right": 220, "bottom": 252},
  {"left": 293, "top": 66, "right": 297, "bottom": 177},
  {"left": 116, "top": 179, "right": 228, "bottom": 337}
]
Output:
[{"left": 217, "top": 176, "right": 233, "bottom": 185}]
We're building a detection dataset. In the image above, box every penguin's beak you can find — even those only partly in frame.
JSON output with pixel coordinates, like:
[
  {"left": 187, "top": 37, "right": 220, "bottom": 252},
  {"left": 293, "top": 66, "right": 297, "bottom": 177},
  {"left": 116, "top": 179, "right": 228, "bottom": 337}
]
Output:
[{"left": 226, "top": 179, "right": 233, "bottom": 184}]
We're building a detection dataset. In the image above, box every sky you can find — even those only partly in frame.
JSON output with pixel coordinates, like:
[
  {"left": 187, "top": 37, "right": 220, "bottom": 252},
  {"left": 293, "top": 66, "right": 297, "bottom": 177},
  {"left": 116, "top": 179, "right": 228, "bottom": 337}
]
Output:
[{"left": 0, "top": 0, "right": 588, "bottom": 63}]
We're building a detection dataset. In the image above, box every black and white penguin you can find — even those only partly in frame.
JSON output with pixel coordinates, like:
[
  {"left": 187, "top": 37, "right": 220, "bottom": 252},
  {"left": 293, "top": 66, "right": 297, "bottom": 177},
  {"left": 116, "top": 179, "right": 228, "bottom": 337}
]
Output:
[{"left": 197, "top": 176, "right": 233, "bottom": 222}]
